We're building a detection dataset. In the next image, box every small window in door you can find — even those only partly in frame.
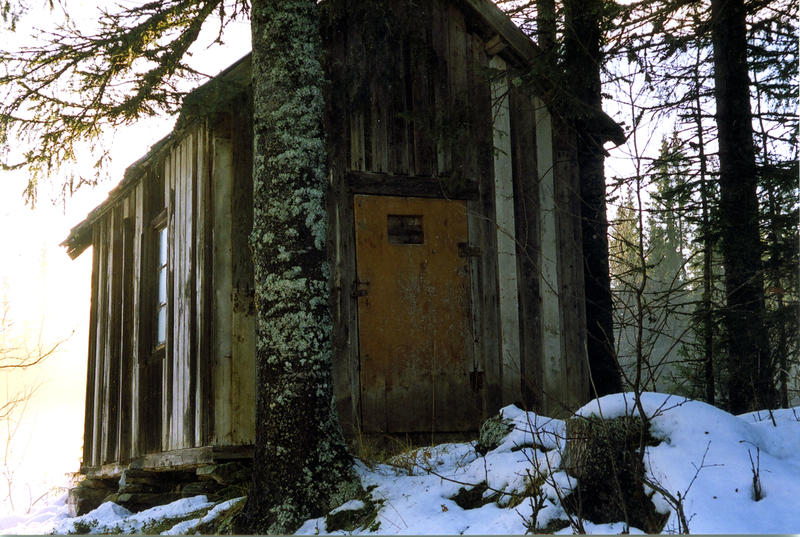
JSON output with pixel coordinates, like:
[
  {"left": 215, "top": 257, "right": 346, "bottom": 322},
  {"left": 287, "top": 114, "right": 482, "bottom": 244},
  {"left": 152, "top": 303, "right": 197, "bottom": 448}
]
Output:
[{"left": 387, "top": 214, "right": 423, "bottom": 244}]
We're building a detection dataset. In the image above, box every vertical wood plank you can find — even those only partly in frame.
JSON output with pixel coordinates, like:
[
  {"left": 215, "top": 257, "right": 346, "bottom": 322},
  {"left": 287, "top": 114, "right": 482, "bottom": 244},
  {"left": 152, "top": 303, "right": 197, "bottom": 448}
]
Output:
[
  {"left": 370, "top": 75, "right": 389, "bottom": 173},
  {"left": 447, "top": 3, "right": 469, "bottom": 180},
  {"left": 510, "top": 88, "right": 543, "bottom": 411},
  {"left": 130, "top": 182, "right": 144, "bottom": 457},
  {"left": 105, "top": 209, "right": 123, "bottom": 464},
  {"left": 402, "top": 34, "right": 415, "bottom": 175},
  {"left": 180, "top": 134, "right": 192, "bottom": 449},
  {"left": 202, "top": 124, "right": 215, "bottom": 446},
  {"left": 347, "top": 25, "right": 366, "bottom": 172},
  {"left": 195, "top": 122, "right": 213, "bottom": 446},
  {"left": 186, "top": 131, "right": 198, "bottom": 449},
  {"left": 475, "top": 54, "right": 501, "bottom": 415},
  {"left": 99, "top": 217, "right": 110, "bottom": 464},
  {"left": 322, "top": 20, "right": 358, "bottom": 437},
  {"left": 230, "top": 102, "right": 255, "bottom": 445},
  {"left": 409, "top": 10, "right": 436, "bottom": 177},
  {"left": 94, "top": 220, "right": 106, "bottom": 467},
  {"left": 138, "top": 168, "right": 164, "bottom": 456},
  {"left": 118, "top": 208, "right": 135, "bottom": 463},
  {"left": 490, "top": 55, "right": 522, "bottom": 406},
  {"left": 534, "top": 97, "right": 565, "bottom": 414},
  {"left": 552, "top": 115, "right": 590, "bottom": 413},
  {"left": 163, "top": 154, "right": 174, "bottom": 451},
  {"left": 173, "top": 136, "right": 185, "bottom": 449},
  {"left": 464, "top": 33, "right": 484, "bottom": 183},
  {"left": 466, "top": 202, "right": 485, "bottom": 417},
  {"left": 83, "top": 227, "right": 100, "bottom": 469},
  {"left": 177, "top": 137, "right": 186, "bottom": 450},
  {"left": 174, "top": 141, "right": 183, "bottom": 450},
  {"left": 212, "top": 130, "right": 234, "bottom": 446},
  {"left": 431, "top": 0, "right": 451, "bottom": 175},
  {"left": 389, "top": 24, "right": 410, "bottom": 175}
]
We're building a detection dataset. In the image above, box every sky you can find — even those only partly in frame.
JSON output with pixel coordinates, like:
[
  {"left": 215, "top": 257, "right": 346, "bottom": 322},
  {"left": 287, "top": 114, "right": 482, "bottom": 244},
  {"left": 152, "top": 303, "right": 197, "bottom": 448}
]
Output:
[{"left": 0, "top": 1, "right": 250, "bottom": 514}]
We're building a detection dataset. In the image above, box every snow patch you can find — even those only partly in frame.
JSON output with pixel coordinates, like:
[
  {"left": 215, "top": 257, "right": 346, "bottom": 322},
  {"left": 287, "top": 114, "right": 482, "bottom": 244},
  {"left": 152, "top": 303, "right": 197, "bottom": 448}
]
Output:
[{"left": 3, "top": 394, "right": 799, "bottom": 535}]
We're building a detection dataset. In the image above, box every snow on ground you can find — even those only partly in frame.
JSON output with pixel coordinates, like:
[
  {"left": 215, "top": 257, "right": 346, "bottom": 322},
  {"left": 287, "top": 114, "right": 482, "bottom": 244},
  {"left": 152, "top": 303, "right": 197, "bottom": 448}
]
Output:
[
  {"left": 0, "top": 495, "right": 244, "bottom": 535},
  {"left": 0, "top": 492, "right": 72, "bottom": 535},
  {"left": 2, "top": 393, "right": 798, "bottom": 535}
]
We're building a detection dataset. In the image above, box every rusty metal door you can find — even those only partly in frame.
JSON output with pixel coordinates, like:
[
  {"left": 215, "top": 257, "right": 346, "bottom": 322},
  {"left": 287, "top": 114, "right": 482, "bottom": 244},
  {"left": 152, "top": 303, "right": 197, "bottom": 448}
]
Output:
[{"left": 354, "top": 194, "right": 481, "bottom": 433}]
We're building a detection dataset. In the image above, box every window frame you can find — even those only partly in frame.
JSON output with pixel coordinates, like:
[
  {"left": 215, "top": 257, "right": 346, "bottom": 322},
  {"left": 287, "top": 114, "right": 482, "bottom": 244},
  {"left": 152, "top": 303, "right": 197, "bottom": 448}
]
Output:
[{"left": 151, "top": 208, "right": 169, "bottom": 354}]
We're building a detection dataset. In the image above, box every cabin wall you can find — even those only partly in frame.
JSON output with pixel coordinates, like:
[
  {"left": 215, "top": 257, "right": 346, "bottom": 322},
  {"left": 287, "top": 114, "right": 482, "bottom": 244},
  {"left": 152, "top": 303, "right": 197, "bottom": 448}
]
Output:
[
  {"left": 211, "top": 105, "right": 256, "bottom": 447},
  {"left": 84, "top": 190, "right": 141, "bottom": 469},
  {"left": 325, "top": 0, "right": 590, "bottom": 434},
  {"left": 550, "top": 112, "right": 591, "bottom": 414},
  {"left": 325, "top": 0, "right": 502, "bottom": 435},
  {"left": 82, "top": 115, "right": 255, "bottom": 474}
]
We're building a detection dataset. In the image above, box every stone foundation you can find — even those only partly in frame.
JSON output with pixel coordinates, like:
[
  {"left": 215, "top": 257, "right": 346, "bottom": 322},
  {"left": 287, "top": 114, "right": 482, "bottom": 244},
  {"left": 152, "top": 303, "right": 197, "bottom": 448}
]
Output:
[{"left": 67, "top": 462, "right": 251, "bottom": 517}]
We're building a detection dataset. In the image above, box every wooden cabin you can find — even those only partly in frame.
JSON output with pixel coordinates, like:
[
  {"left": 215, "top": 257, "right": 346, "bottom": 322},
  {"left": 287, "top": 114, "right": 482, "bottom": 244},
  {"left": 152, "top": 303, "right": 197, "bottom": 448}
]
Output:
[{"left": 63, "top": 0, "right": 620, "bottom": 480}]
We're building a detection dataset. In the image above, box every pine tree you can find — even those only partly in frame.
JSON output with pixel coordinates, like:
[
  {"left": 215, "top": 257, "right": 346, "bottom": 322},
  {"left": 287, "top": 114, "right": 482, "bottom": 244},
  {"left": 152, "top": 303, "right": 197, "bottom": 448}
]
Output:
[
  {"left": 643, "top": 136, "right": 695, "bottom": 392},
  {"left": 711, "top": 0, "right": 776, "bottom": 412},
  {"left": 609, "top": 190, "right": 644, "bottom": 386},
  {"left": 749, "top": 0, "right": 799, "bottom": 407}
]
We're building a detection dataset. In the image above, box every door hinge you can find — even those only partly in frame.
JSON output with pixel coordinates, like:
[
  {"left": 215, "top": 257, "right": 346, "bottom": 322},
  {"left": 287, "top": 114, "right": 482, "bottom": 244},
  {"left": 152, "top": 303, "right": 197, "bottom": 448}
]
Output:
[{"left": 352, "top": 279, "right": 370, "bottom": 298}]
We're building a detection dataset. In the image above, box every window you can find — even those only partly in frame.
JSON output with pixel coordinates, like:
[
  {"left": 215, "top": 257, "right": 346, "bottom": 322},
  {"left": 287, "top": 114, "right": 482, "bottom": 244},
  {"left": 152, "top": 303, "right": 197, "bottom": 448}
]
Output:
[
  {"left": 155, "top": 225, "right": 168, "bottom": 347},
  {"left": 387, "top": 214, "right": 424, "bottom": 244}
]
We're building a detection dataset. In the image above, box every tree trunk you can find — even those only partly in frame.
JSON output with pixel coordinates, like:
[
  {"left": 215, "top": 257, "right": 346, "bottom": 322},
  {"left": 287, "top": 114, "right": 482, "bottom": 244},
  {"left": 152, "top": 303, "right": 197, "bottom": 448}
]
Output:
[
  {"left": 536, "top": 0, "right": 556, "bottom": 53},
  {"left": 710, "top": 0, "right": 775, "bottom": 413},
  {"left": 692, "top": 58, "right": 715, "bottom": 405},
  {"left": 563, "top": 0, "right": 622, "bottom": 396},
  {"left": 562, "top": 415, "right": 665, "bottom": 532},
  {"left": 243, "top": 0, "right": 360, "bottom": 532}
]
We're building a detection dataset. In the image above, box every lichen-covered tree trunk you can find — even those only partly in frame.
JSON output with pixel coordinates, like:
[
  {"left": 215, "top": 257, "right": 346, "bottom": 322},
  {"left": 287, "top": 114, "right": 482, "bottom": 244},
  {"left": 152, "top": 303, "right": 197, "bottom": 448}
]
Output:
[
  {"left": 710, "top": 0, "right": 775, "bottom": 413},
  {"left": 243, "top": 0, "right": 360, "bottom": 532}
]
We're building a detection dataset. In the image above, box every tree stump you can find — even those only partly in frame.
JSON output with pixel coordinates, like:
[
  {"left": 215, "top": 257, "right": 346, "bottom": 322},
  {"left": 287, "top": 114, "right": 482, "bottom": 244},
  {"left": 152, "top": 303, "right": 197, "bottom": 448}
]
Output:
[{"left": 562, "top": 415, "right": 665, "bottom": 532}]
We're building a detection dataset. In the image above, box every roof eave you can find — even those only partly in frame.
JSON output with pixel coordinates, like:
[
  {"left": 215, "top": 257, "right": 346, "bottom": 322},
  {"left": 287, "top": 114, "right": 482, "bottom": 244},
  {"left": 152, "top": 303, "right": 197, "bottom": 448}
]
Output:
[
  {"left": 61, "top": 54, "right": 252, "bottom": 257},
  {"left": 463, "top": 0, "right": 625, "bottom": 146}
]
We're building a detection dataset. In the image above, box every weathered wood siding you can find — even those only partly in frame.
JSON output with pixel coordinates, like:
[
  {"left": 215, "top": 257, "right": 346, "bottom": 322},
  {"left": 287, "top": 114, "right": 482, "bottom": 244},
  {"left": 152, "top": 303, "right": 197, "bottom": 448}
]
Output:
[
  {"left": 211, "top": 106, "right": 256, "bottom": 448},
  {"left": 325, "top": 0, "right": 505, "bottom": 434},
  {"left": 81, "top": 116, "right": 255, "bottom": 473},
  {"left": 324, "top": 0, "right": 590, "bottom": 433}
]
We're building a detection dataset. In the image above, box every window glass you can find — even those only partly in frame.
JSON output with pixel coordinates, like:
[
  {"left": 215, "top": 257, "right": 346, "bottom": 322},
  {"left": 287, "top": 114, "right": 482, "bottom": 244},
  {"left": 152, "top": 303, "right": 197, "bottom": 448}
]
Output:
[
  {"left": 158, "top": 269, "right": 167, "bottom": 305},
  {"left": 156, "top": 307, "right": 167, "bottom": 346},
  {"left": 155, "top": 226, "right": 168, "bottom": 347},
  {"left": 159, "top": 227, "right": 168, "bottom": 266}
]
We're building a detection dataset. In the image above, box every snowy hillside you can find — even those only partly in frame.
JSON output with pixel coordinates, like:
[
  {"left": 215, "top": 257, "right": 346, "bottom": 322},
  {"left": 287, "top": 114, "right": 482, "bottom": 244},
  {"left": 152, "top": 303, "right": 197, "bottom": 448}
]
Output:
[{"left": 2, "top": 393, "right": 799, "bottom": 535}]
